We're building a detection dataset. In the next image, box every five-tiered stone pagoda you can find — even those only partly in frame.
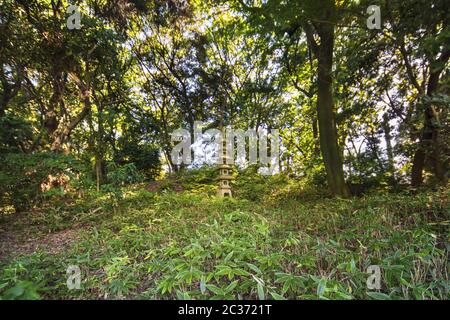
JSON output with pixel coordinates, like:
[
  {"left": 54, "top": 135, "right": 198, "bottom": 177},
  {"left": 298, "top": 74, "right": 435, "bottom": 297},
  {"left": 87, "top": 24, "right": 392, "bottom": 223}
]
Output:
[{"left": 217, "top": 133, "right": 233, "bottom": 197}]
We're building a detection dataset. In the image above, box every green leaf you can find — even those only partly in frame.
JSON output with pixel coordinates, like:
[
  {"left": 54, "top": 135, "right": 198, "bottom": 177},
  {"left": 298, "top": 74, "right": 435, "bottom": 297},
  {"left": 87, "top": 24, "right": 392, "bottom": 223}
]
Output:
[
  {"left": 270, "top": 292, "right": 286, "bottom": 300},
  {"left": 247, "top": 263, "right": 262, "bottom": 274},
  {"left": 207, "top": 284, "right": 224, "bottom": 296},
  {"left": 5, "top": 285, "right": 24, "bottom": 298},
  {"left": 257, "top": 282, "right": 265, "bottom": 300},
  {"left": 224, "top": 251, "right": 234, "bottom": 261},
  {"left": 317, "top": 279, "right": 327, "bottom": 297},
  {"left": 366, "top": 292, "right": 391, "bottom": 300},
  {"left": 225, "top": 281, "right": 238, "bottom": 293},
  {"left": 200, "top": 276, "right": 206, "bottom": 295}
]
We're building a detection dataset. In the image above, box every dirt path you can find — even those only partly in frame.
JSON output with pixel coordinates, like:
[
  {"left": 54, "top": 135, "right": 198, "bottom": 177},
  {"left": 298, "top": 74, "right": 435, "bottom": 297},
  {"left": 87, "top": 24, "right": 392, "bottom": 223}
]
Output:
[{"left": 0, "top": 212, "right": 82, "bottom": 263}]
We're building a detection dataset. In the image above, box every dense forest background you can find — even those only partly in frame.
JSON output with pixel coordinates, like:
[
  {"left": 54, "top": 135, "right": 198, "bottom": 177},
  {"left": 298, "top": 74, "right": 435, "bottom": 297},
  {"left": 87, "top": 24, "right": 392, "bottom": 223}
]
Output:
[{"left": 0, "top": 0, "right": 448, "bottom": 300}]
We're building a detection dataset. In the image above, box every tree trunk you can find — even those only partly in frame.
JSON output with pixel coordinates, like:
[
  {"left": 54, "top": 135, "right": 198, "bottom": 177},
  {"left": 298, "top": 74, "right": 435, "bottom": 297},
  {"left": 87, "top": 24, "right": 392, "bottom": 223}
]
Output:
[
  {"left": 410, "top": 109, "right": 432, "bottom": 187},
  {"left": 312, "top": 117, "right": 320, "bottom": 156},
  {"left": 51, "top": 86, "right": 91, "bottom": 151},
  {"left": 301, "top": 1, "right": 350, "bottom": 198},
  {"left": 95, "top": 155, "right": 105, "bottom": 191},
  {"left": 95, "top": 103, "right": 105, "bottom": 191},
  {"left": 0, "top": 96, "right": 7, "bottom": 117},
  {"left": 411, "top": 103, "right": 446, "bottom": 187},
  {"left": 44, "top": 72, "right": 64, "bottom": 136},
  {"left": 382, "top": 113, "right": 396, "bottom": 186},
  {"left": 411, "top": 51, "right": 449, "bottom": 187},
  {"left": 315, "top": 22, "right": 350, "bottom": 198}
]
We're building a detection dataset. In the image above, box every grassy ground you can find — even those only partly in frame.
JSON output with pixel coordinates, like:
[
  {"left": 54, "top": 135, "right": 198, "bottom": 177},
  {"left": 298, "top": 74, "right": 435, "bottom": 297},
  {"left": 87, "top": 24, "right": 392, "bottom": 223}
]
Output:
[{"left": 0, "top": 179, "right": 448, "bottom": 300}]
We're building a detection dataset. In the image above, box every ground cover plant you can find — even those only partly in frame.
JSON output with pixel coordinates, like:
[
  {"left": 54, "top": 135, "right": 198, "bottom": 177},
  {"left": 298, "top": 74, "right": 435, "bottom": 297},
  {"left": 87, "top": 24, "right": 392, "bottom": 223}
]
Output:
[{"left": 0, "top": 171, "right": 448, "bottom": 300}]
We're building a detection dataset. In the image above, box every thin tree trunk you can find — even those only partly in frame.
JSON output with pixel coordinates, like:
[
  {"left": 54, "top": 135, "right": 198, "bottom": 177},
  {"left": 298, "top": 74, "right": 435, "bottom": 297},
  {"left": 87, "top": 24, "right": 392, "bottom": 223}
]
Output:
[
  {"left": 316, "top": 60, "right": 349, "bottom": 196},
  {"left": 95, "top": 102, "right": 105, "bottom": 191},
  {"left": 382, "top": 113, "right": 396, "bottom": 186},
  {"left": 312, "top": 117, "right": 320, "bottom": 156},
  {"left": 315, "top": 23, "right": 350, "bottom": 198},
  {"left": 411, "top": 50, "right": 449, "bottom": 187},
  {"left": 302, "top": 1, "right": 350, "bottom": 198}
]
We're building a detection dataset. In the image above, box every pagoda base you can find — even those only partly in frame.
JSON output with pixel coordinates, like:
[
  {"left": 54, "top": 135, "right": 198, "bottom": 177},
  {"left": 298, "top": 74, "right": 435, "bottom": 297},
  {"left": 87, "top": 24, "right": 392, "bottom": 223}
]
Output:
[{"left": 217, "top": 187, "right": 232, "bottom": 197}]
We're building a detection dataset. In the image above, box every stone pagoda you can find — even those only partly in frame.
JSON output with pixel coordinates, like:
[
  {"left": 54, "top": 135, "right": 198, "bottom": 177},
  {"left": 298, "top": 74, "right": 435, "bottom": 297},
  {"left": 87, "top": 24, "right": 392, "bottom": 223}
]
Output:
[{"left": 217, "top": 134, "right": 233, "bottom": 197}]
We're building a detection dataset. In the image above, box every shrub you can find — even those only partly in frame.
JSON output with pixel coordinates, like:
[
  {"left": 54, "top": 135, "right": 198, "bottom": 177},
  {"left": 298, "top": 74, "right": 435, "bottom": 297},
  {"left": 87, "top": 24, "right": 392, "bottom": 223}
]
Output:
[
  {"left": 114, "top": 143, "right": 161, "bottom": 181},
  {"left": 0, "top": 152, "right": 82, "bottom": 212},
  {"left": 101, "top": 163, "right": 144, "bottom": 205},
  {"left": 0, "top": 115, "right": 33, "bottom": 154},
  {"left": 233, "top": 166, "right": 290, "bottom": 201}
]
